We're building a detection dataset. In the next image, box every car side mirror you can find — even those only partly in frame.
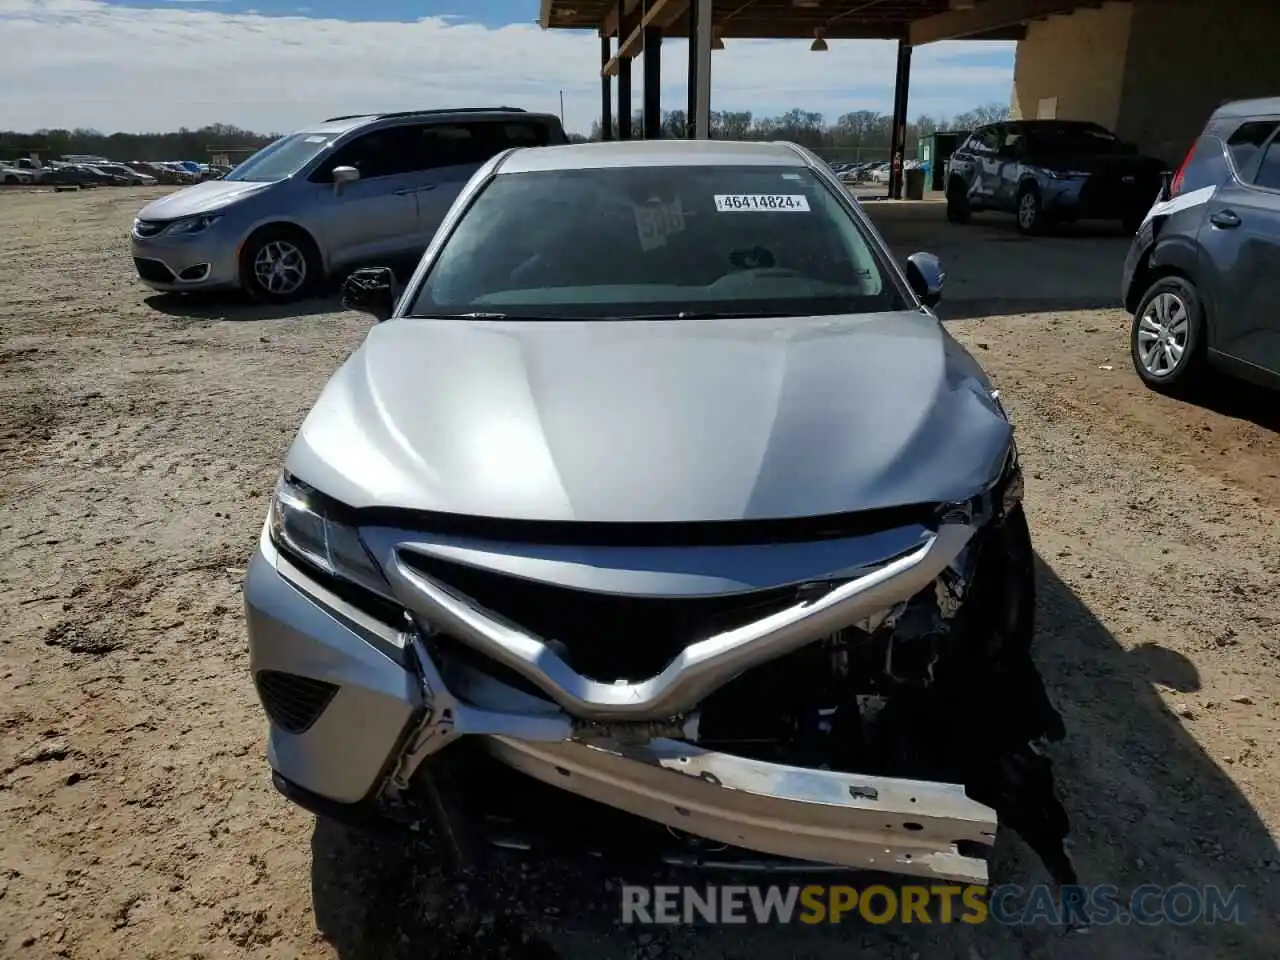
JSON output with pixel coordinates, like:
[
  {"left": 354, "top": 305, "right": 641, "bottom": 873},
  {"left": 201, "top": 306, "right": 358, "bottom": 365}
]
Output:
[
  {"left": 332, "top": 165, "right": 360, "bottom": 194},
  {"left": 341, "top": 267, "right": 397, "bottom": 321},
  {"left": 1156, "top": 171, "right": 1172, "bottom": 203},
  {"left": 905, "top": 252, "right": 945, "bottom": 308}
]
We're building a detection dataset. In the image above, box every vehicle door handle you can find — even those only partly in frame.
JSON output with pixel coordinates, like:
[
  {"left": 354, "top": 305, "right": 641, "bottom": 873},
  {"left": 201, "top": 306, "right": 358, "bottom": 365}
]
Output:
[
  {"left": 393, "top": 187, "right": 414, "bottom": 196},
  {"left": 1210, "top": 209, "right": 1241, "bottom": 229}
]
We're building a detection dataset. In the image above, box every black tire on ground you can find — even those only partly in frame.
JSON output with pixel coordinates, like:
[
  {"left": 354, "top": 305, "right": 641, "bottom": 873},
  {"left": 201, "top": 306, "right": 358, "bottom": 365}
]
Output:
[
  {"left": 945, "top": 178, "right": 971, "bottom": 224},
  {"left": 1130, "top": 274, "right": 1207, "bottom": 394},
  {"left": 238, "top": 224, "right": 322, "bottom": 303},
  {"left": 1015, "top": 183, "right": 1045, "bottom": 235}
]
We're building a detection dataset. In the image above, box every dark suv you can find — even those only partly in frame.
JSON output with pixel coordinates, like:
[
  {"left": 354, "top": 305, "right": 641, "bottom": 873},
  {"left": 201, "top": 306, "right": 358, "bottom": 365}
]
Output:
[
  {"left": 1121, "top": 97, "right": 1280, "bottom": 393},
  {"left": 945, "top": 120, "right": 1166, "bottom": 235}
]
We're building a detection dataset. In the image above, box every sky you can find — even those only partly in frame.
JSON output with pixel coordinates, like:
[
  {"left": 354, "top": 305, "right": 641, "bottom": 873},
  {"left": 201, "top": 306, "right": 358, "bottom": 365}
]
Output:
[{"left": 0, "top": 0, "right": 1016, "bottom": 136}]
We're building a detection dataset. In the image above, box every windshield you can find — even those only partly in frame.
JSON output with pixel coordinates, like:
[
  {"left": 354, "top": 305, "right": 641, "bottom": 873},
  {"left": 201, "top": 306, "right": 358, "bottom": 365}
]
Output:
[
  {"left": 224, "top": 132, "right": 335, "bottom": 182},
  {"left": 408, "top": 164, "right": 905, "bottom": 320},
  {"left": 1025, "top": 124, "right": 1129, "bottom": 156}
]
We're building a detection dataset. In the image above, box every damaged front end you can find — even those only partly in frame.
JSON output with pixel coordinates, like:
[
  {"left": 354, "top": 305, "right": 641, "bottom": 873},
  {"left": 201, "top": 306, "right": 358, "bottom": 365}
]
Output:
[{"left": 325, "top": 449, "right": 1075, "bottom": 887}]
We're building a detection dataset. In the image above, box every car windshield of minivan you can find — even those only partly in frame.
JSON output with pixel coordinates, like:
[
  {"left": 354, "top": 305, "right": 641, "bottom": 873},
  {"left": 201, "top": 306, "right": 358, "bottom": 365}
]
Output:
[
  {"left": 407, "top": 164, "right": 905, "bottom": 320},
  {"left": 223, "top": 133, "right": 335, "bottom": 182}
]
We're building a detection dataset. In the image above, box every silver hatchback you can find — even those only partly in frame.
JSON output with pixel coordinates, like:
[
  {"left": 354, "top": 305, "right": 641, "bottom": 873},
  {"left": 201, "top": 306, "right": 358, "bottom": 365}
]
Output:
[{"left": 129, "top": 108, "right": 567, "bottom": 301}]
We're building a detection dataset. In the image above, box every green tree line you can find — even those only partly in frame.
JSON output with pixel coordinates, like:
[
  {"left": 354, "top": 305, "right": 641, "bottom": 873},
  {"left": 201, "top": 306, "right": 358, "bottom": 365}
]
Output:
[
  {"left": 0, "top": 103, "right": 1009, "bottom": 165},
  {"left": 0, "top": 123, "right": 276, "bottom": 164}
]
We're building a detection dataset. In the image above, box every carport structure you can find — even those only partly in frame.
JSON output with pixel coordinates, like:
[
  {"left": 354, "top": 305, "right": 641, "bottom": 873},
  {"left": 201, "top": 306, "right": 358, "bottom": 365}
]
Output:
[
  {"left": 537, "top": 0, "right": 1081, "bottom": 198},
  {"left": 541, "top": 1, "right": 1280, "bottom": 195}
]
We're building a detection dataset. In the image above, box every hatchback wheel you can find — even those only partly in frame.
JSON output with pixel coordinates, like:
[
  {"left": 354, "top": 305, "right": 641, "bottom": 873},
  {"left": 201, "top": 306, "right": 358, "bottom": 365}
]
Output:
[
  {"left": 240, "top": 226, "right": 321, "bottom": 303},
  {"left": 1130, "top": 275, "right": 1206, "bottom": 392},
  {"left": 1015, "top": 185, "right": 1043, "bottom": 235}
]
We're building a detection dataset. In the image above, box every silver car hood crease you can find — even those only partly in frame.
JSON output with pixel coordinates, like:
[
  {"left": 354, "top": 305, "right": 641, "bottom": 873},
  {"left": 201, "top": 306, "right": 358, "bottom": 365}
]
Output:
[
  {"left": 285, "top": 313, "right": 1012, "bottom": 523},
  {"left": 137, "top": 179, "right": 273, "bottom": 220}
]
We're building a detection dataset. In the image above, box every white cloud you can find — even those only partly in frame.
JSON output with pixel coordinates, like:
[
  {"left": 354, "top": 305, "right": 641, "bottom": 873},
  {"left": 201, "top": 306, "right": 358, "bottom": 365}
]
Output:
[{"left": 0, "top": 0, "right": 1014, "bottom": 135}]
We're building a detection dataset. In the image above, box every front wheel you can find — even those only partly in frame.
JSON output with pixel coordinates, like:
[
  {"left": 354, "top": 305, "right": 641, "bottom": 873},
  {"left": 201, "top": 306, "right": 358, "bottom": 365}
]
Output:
[
  {"left": 1015, "top": 185, "right": 1044, "bottom": 235},
  {"left": 1130, "top": 275, "right": 1206, "bottom": 393},
  {"left": 239, "top": 226, "right": 321, "bottom": 303}
]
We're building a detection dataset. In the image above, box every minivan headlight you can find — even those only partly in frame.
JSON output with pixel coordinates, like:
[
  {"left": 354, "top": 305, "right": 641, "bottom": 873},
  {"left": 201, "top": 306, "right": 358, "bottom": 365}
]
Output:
[
  {"left": 167, "top": 213, "right": 222, "bottom": 235},
  {"left": 268, "top": 474, "right": 393, "bottom": 600}
]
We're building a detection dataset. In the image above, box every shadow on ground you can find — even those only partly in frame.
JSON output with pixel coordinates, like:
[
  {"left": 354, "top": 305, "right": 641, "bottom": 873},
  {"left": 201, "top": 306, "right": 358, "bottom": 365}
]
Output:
[
  {"left": 144, "top": 291, "right": 340, "bottom": 322},
  {"left": 1179, "top": 372, "right": 1280, "bottom": 435},
  {"left": 308, "top": 555, "right": 1279, "bottom": 959}
]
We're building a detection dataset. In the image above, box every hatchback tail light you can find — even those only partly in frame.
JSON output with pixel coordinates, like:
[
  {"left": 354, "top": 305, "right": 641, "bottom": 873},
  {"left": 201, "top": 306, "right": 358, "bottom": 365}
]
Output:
[{"left": 1168, "top": 141, "right": 1197, "bottom": 197}]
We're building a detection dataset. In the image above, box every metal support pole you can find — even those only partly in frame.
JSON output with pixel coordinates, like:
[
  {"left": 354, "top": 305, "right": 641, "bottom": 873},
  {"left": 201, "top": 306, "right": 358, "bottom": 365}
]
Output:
[
  {"left": 888, "top": 38, "right": 913, "bottom": 199},
  {"left": 643, "top": 27, "right": 662, "bottom": 139},
  {"left": 600, "top": 35, "right": 613, "bottom": 140},
  {"left": 686, "top": 1, "right": 699, "bottom": 138},
  {"left": 617, "top": 0, "right": 632, "bottom": 139},
  {"left": 694, "top": 0, "right": 712, "bottom": 138}
]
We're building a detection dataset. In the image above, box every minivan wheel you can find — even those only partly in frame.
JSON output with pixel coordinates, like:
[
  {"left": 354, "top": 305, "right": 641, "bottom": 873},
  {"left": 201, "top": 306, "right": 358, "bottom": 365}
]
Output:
[
  {"left": 946, "top": 179, "right": 971, "bottom": 224},
  {"left": 1130, "top": 275, "right": 1206, "bottom": 392},
  {"left": 1015, "top": 185, "right": 1044, "bottom": 235},
  {"left": 240, "top": 226, "right": 321, "bottom": 302}
]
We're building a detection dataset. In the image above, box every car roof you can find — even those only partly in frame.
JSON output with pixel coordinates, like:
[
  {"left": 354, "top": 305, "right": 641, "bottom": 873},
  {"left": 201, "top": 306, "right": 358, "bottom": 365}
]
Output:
[
  {"left": 497, "top": 138, "right": 809, "bottom": 174},
  {"left": 1210, "top": 96, "right": 1280, "bottom": 120},
  {"left": 300, "top": 108, "right": 552, "bottom": 138}
]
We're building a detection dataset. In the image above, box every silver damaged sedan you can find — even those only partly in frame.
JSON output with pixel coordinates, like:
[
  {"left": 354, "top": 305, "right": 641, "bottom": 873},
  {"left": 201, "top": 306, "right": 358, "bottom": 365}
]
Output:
[{"left": 244, "top": 139, "right": 1075, "bottom": 886}]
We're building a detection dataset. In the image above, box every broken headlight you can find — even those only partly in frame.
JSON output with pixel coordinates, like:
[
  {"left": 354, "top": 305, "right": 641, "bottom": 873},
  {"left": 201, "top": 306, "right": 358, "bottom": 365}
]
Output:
[{"left": 268, "top": 473, "right": 395, "bottom": 602}]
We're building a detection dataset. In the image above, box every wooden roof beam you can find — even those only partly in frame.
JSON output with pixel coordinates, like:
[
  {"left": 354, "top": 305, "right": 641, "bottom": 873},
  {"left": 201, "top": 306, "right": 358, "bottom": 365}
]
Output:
[{"left": 602, "top": 0, "right": 688, "bottom": 76}]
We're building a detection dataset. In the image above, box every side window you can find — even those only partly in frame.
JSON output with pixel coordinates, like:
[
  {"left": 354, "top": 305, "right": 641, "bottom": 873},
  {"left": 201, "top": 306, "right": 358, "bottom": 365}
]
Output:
[
  {"left": 484, "top": 121, "right": 554, "bottom": 150},
  {"left": 1174, "top": 135, "right": 1231, "bottom": 195},
  {"left": 975, "top": 127, "right": 1001, "bottom": 153},
  {"left": 1255, "top": 139, "right": 1280, "bottom": 190},
  {"left": 1225, "top": 119, "right": 1280, "bottom": 182},
  {"left": 419, "top": 124, "right": 491, "bottom": 170},
  {"left": 316, "top": 125, "right": 430, "bottom": 181}
]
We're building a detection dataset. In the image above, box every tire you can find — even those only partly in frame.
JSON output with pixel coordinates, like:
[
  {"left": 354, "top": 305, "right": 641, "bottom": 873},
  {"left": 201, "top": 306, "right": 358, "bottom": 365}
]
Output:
[
  {"left": 1, "top": 175, "right": 18, "bottom": 185},
  {"left": 1130, "top": 275, "right": 1206, "bottom": 393},
  {"left": 239, "top": 225, "right": 322, "bottom": 303},
  {"left": 1015, "top": 184, "right": 1044, "bottom": 235},
  {"left": 945, "top": 178, "right": 971, "bottom": 224}
]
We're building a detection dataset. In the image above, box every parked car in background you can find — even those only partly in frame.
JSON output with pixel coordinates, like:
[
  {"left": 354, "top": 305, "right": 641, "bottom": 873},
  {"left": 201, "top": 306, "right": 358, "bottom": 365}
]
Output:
[
  {"left": 1122, "top": 96, "right": 1280, "bottom": 394},
  {"left": 946, "top": 120, "right": 1167, "bottom": 234},
  {"left": 248, "top": 137, "right": 1074, "bottom": 887},
  {"left": 40, "top": 164, "right": 101, "bottom": 187},
  {"left": 868, "top": 161, "right": 892, "bottom": 184},
  {"left": 92, "top": 162, "right": 158, "bottom": 186},
  {"left": 80, "top": 164, "right": 134, "bottom": 186},
  {"left": 130, "top": 106, "right": 569, "bottom": 301},
  {"left": 0, "top": 163, "right": 34, "bottom": 185}
]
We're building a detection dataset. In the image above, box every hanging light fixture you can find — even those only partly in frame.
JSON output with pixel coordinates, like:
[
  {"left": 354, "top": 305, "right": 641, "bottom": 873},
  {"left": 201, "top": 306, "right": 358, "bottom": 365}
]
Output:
[
  {"left": 711, "top": 26, "right": 725, "bottom": 50},
  {"left": 810, "top": 28, "right": 828, "bottom": 52}
]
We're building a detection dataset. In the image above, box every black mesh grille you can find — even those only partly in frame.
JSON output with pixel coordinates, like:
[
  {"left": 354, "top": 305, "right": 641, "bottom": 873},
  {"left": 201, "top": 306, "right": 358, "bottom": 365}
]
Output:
[
  {"left": 401, "top": 553, "right": 807, "bottom": 682},
  {"left": 255, "top": 670, "right": 339, "bottom": 734},
  {"left": 133, "top": 257, "right": 174, "bottom": 282}
]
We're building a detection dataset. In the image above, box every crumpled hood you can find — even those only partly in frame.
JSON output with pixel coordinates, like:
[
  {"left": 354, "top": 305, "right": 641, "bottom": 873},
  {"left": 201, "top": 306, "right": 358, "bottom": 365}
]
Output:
[
  {"left": 286, "top": 313, "right": 1013, "bottom": 523},
  {"left": 136, "top": 179, "right": 272, "bottom": 220}
]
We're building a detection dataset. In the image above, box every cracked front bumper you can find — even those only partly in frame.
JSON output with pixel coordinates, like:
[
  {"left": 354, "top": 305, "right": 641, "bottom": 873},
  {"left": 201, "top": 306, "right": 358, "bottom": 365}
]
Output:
[{"left": 245, "top": 524, "right": 1000, "bottom": 883}]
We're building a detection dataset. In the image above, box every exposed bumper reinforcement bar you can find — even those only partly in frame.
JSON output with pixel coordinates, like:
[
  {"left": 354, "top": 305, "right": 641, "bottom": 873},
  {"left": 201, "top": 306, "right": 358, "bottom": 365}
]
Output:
[
  {"left": 387, "top": 521, "right": 974, "bottom": 722},
  {"left": 483, "top": 735, "right": 997, "bottom": 884}
]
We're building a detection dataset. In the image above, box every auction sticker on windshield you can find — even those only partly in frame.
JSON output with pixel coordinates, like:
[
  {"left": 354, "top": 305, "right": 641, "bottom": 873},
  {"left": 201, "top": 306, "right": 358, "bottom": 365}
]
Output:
[{"left": 714, "top": 194, "right": 810, "bottom": 213}]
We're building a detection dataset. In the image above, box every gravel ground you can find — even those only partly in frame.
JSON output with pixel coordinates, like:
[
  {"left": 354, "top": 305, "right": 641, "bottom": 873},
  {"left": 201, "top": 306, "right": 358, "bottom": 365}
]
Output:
[{"left": 1, "top": 186, "right": 1278, "bottom": 960}]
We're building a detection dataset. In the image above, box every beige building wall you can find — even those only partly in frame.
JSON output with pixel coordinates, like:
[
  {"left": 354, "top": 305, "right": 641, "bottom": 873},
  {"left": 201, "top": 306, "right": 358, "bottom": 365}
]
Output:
[
  {"left": 1117, "top": 0, "right": 1280, "bottom": 165},
  {"left": 1008, "top": 0, "right": 1280, "bottom": 166},
  {"left": 1008, "top": 3, "right": 1133, "bottom": 130}
]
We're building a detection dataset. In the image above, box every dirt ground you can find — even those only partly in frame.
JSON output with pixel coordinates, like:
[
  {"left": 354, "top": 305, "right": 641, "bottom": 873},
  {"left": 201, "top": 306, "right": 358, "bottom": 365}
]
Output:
[{"left": 1, "top": 186, "right": 1278, "bottom": 960}]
